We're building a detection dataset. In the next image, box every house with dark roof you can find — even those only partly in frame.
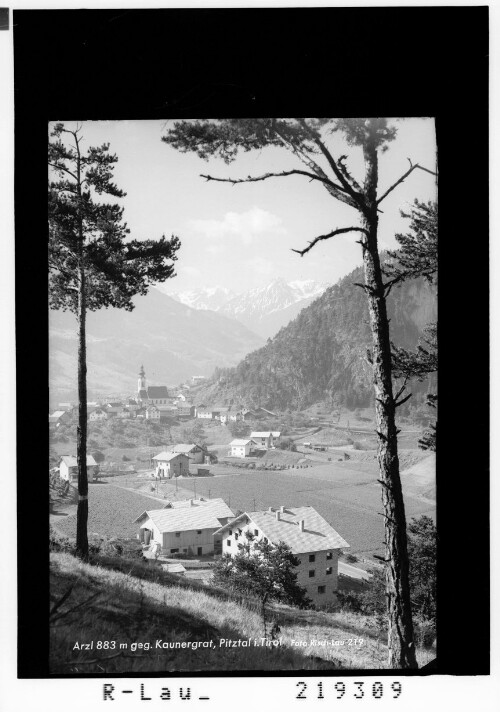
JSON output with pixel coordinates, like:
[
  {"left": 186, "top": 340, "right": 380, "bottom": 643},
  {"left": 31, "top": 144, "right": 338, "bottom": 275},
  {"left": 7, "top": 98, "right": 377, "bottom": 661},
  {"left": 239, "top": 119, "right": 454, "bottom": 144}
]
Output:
[
  {"left": 172, "top": 443, "right": 207, "bottom": 464},
  {"left": 251, "top": 431, "right": 281, "bottom": 449},
  {"left": 215, "top": 505, "right": 350, "bottom": 605}
]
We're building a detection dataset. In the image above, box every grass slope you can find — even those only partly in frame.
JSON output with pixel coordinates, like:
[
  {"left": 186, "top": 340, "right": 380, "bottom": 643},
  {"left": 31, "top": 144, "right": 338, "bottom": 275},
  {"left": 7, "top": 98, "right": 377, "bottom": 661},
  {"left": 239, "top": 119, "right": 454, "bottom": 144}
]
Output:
[{"left": 50, "top": 551, "right": 393, "bottom": 673}]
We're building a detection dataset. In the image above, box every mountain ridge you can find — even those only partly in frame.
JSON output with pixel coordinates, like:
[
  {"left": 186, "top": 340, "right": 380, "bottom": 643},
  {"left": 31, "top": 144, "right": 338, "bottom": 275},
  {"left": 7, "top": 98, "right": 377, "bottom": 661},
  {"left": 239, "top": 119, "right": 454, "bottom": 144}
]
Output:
[
  {"left": 168, "top": 279, "right": 330, "bottom": 339},
  {"left": 49, "top": 290, "right": 264, "bottom": 400},
  {"left": 192, "top": 263, "right": 437, "bottom": 411}
]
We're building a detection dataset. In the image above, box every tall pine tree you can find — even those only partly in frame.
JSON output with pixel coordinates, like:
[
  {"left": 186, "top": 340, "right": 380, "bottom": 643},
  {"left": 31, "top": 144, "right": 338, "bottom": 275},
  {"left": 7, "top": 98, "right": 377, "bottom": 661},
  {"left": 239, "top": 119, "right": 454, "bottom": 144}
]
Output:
[
  {"left": 49, "top": 123, "right": 180, "bottom": 559},
  {"left": 388, "top": 201, "right": 438, "bottom": 451},
  {"left": 162, "top": 118, "right": 436, "bottom": 668}
]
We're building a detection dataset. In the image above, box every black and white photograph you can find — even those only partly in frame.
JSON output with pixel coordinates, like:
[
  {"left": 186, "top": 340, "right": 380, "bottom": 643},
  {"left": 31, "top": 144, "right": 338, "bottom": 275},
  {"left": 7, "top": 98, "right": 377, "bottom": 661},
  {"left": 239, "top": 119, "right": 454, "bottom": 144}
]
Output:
[
  {"left": 4, "top": 3, "right": 492, "bottom": 708},
  {"left": 47, "top": 116, "right": 438, "bottom": 674}
]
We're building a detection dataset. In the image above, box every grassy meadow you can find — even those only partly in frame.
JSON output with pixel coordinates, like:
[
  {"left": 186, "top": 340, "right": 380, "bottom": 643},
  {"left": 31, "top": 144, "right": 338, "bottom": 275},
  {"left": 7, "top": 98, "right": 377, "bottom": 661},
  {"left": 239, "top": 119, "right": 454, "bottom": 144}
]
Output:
[{"left": 50, "top": 550, "right": 434, "bottom": 673}]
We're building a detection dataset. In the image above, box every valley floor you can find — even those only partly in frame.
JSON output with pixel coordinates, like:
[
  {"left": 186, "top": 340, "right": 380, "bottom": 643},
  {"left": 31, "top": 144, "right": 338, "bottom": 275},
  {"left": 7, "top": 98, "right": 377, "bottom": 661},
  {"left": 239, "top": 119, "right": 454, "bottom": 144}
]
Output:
[{"left": 51, "top": 451, "right": 435, "bottom": 559}]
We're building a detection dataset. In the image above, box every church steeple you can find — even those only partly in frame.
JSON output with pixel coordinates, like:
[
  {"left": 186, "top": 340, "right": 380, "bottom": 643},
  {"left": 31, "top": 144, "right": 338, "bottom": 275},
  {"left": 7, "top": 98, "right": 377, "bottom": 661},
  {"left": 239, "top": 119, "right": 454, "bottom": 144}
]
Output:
[{"left": 138, "top": 365, "right": 147, "bottom": 398}]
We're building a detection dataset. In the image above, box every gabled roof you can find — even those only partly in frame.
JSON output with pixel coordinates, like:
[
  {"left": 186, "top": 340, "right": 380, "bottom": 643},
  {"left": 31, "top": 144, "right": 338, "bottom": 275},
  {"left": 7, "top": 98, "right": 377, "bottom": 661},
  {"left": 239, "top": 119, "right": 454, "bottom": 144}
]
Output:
[
  {"left": 152, "top": 451, "right": 187, "bottom": 462},
  {"left": 50, "top": 410, "right": 67, "bottom": 419},
  {"left": 214, "top": 506, "right": 349, "bottom": 554},
  {"left": 173, "top": 443, "right": 206, "bottom": 454},
  {"left": 147, "top": 386, "right": 169, "bottom": 399},
  {"left": 60, "top": 455, "right": 97, "bottom": 467},
  {"left": 251, "top": 431, "right": 281, "bottom": 438},
  {"left": 230, "top": 439, "right": 256, "bottom": 446},
  {"left": 134, "top": 498, "right": 234, "bottom": 533}
]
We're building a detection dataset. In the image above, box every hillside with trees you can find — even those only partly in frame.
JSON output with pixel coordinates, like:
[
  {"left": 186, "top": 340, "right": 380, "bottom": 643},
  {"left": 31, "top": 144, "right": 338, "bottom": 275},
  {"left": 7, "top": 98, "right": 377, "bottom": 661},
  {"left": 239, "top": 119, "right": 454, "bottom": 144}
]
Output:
[{"left": 198, "top": 261, "right": 436, "bottom": 412}]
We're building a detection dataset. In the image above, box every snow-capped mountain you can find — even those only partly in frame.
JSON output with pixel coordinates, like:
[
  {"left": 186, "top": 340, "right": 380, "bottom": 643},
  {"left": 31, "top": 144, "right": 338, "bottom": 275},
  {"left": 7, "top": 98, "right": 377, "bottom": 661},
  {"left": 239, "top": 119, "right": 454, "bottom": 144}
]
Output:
[
  {"left": 161, "top": 286, "right": 236, "bottom": 311},
  {"left": 166, "top": 279, "right": 329, "bottom": 339},
  {"left": 220, "top": 279, "right": 325, "bottom": 317}
]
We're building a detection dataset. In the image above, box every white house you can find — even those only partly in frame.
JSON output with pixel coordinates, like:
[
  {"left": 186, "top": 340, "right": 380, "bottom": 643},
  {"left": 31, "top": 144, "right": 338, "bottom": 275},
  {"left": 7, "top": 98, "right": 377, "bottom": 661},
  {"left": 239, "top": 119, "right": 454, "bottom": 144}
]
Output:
[
  {"left": 172, "top": 443, "right": 207, "bottom": 464},
  {"left": 229, "top": 438, "right": 257, "bottom": 458},
  {"left": 146, "top": 404, "right": 161, "bottom": 420},
  {"left": 215, "top": 408, "right": 230, "bottom": 424},
  {"left": 250, "top": 431, "right": 281, "bottom": 449},
  {"left": 59, "top": 455, "right": 98, "bottom": 483},
  {"left": 196, "top": 408, "right": 214, "bottom": 420},
  {"left": 134, "top": 497, "right": 234, "bottom": 556},
  {"left": 214, "top": 505, "right": 349, "bottom": 606},
  {"left": 89, "top": 408, "right": 108, "bottom": 422},
  {"left": 152, "top": 451, "right": 190, "bottom": 478}
]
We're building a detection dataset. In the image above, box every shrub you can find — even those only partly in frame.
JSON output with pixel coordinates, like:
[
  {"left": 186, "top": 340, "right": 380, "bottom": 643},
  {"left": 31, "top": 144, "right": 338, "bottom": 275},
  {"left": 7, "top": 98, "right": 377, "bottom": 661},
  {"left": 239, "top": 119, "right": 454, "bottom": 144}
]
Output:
[
  {"left": 92, "top": 450, "right": 105, "bottom": 463},
  {"left": 407, "top": 515, "right": 436, "bottom": 620},
  {"left": 346, "top": 553, "right": 358, "bottom": 563},
  {"left": 279, "top": 437, "right": 297, "bottom": 452}
]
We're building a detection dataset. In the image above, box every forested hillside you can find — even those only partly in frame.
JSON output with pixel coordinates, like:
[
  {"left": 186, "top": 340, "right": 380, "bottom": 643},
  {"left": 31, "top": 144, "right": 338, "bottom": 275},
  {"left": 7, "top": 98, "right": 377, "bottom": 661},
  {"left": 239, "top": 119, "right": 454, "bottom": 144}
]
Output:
[{"left": 197, "top": 262, "right": 436, "bottom": 411}]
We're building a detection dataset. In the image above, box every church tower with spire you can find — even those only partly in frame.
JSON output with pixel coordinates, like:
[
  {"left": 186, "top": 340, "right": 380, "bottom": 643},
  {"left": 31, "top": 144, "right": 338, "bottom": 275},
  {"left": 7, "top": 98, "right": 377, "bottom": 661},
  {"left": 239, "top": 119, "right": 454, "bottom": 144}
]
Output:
[{"left": 138, "top": 365, "right": 148, "bottom": 402}]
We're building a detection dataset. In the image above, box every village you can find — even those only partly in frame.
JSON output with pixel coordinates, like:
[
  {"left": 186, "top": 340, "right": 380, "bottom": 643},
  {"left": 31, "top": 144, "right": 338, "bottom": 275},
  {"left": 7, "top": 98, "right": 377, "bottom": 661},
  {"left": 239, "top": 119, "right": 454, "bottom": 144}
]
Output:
[{"left": 49, "top": 365, "right": 435, "bottom": 610}]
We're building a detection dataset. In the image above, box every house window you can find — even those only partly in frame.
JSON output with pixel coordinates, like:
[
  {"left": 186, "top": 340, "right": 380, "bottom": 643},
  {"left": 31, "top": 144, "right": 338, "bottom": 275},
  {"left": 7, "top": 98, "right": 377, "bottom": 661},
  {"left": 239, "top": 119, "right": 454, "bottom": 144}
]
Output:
[
  {"left": 326, "top": 567, "right": 333, "bottom": 575},
  {"left": 227, "top": 539, "right": 231, "bottom": 546},
  {"left": 326, "top": 552, "right": 333, "bottom": 560},
  {"left": 235, "top": 533, "right": 239, "bottom": 540},
  {"left": 170, "top": 548, "right": 179, "bottom": 554},
  {"left": 254, "top": 530, "right": 259, "bottom": 536},
  {"left": 228, "top": 529, "right": 232, "bottom": 536},
  {"left": 309, "top": 554, "right": 316, "bottom": 563},
  {"left": 309, "top": 570, "right": 315, "bottom": 578},
  {"left": 175, "top": 532, "right": 181, "bottom": 538},
  {"left": 263, "top": 537, "right": 268, "bottom": 544},
  {"left": 318, "top": 585, "right": 326, "bottom": 594},
  {"left": 197, "top": 530, "right": 202, "bottom": 535}
]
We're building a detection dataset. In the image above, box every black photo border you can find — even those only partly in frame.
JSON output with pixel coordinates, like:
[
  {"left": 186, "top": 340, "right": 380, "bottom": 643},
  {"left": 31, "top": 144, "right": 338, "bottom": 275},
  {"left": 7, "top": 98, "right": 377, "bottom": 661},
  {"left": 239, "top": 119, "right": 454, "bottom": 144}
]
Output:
[{"left": 13, "top": 6, "right": 489, "bottom": 678}]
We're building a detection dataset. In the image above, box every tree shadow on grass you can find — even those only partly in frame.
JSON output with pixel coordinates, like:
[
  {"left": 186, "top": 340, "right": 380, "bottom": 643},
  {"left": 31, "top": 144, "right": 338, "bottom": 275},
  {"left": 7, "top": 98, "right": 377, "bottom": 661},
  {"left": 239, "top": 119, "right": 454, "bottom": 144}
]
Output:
[{"left": 49, "top": 558, "right": 337, "bottom": 674}]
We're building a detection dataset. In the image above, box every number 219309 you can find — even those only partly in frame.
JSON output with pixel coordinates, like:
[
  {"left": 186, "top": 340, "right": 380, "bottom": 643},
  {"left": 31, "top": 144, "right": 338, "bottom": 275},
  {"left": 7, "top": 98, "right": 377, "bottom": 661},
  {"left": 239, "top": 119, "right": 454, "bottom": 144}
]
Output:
[{"left": 296, "top": 681, "right": 402, "bottom": 700}]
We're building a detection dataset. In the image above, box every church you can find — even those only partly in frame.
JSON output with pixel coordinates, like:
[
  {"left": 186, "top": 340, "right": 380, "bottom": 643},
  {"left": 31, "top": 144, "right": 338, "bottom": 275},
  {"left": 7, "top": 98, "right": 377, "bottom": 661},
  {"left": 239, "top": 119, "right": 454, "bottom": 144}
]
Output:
[{"left": 137, "top": 365, "right": 170, "bottom": 406}]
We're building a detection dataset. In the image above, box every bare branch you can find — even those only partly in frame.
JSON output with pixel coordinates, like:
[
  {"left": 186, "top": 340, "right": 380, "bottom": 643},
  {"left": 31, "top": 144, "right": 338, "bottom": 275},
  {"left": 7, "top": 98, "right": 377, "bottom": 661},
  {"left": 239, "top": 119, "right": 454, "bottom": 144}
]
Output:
[
  {"left": 377, "top": 160, "right": 437, "bottom": 205},
  {"left": 383, "top": 274, "right": 406, "bottom": 297},
  {"left": 292, "top": 226, "right": 368, "bottom": 257},
  {"left": 393, "top": 375, "right": 410, "bottom": 403},
  {"left": 395, "top": 393, "right": 412, "bottom": 408},
  {"left": 200, "top": 169, "right": 345, "bottom": 192}
]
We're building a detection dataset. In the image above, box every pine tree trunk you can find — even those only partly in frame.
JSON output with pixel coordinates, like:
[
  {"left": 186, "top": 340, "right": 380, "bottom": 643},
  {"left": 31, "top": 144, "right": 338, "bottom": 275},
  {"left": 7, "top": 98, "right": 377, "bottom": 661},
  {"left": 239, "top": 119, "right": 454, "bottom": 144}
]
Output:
[
  {"left": 75, "top": 141, "right": 88, "bottom": 561},
  {"left": 361, "top": 126, "right": 417, "bottom": 669},
  {"left": 75, "top": 264, "right": 88, "bottom": 560}
]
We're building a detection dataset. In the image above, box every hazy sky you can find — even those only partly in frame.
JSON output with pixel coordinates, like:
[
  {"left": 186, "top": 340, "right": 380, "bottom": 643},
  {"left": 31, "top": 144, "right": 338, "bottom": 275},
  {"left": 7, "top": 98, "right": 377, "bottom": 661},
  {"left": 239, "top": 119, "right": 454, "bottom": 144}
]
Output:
[{"left": 51, "top": 118, "right": 437, "bottom": 294}]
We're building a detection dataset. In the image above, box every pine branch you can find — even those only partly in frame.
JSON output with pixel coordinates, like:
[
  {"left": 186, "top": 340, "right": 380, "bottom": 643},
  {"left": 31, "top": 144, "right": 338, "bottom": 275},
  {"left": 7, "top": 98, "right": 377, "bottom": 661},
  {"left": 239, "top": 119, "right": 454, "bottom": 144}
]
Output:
[
  {"left": 296, "top": 118, "right": 363, "bottom": 205},
  {"left": 48, "top": 161, "right": 78, "bottom": 182},
  {"left": 377, "top": 160, "right": 437, "bottom": 205},
  {"left": 292, "top": 226, "right": 368, "bottom": 256},
  {"left": 200, "top": 169, "right": 345, "bottom": 192}
]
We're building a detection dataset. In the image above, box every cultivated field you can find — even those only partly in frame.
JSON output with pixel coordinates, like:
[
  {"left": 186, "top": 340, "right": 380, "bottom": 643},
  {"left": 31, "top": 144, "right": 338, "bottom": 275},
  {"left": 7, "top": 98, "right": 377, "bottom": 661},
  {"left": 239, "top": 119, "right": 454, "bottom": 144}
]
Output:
[
  {"left": 54, "top": 452, "right": 435, "bottom": 558},
  {"left": 51, "top": 483, "right": 165, "bottom": 539}
]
